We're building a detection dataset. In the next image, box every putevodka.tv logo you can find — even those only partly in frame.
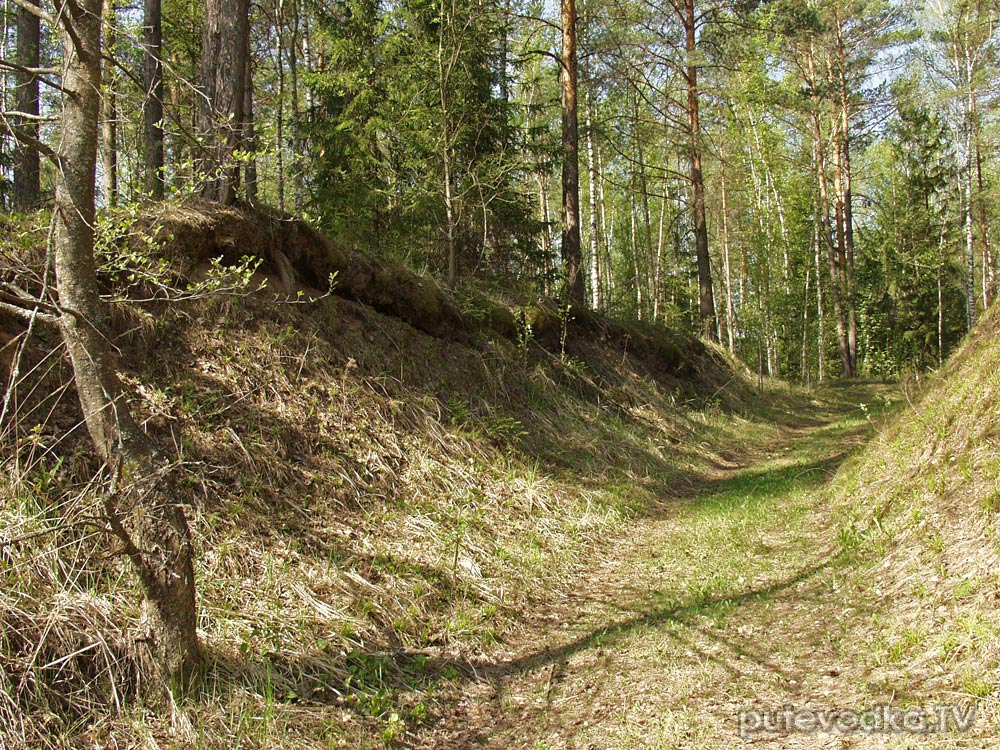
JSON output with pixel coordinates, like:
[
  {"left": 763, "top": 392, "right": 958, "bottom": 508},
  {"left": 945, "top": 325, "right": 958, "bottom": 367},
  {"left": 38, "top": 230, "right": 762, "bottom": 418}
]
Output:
[{"left": 737, "top": 703, "right": 978, "bottom": 739}]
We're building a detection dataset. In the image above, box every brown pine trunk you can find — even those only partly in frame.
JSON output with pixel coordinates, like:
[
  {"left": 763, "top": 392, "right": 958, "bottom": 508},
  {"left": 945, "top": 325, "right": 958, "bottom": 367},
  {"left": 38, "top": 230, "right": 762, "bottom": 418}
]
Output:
[
  {"left": 143, "top": 0, "right": 165, "bottom": 199},
  {"left": 54, "top": 0, "right": 202, "bottom": 703},
  {"left": 13, "top": 0, "right": 40, "bottom": 210},
  {"left": 199, "top": 0, "right": 249, "bottom": 204},
  {"left": 808, "top": 44, "right": 852, "bottom": 378},
  {"left": 560, "top": 0, "right": 585, "bottom": 307},
  {"left": 815, "top": 117, "right": 851, "bottom": 379}
]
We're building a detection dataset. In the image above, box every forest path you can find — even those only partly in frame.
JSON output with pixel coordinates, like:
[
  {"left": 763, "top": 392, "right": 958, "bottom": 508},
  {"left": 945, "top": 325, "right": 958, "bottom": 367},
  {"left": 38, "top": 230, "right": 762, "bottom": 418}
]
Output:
[{"left": 413, "top": 384, "right": 903, "bottom": 750}]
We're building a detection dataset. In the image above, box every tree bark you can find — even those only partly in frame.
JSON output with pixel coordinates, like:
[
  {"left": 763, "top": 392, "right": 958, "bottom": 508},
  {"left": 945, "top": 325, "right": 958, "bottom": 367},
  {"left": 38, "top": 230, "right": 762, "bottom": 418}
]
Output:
[
  {"left": 244, "top": 51, "right": 258, "bottom": 204},
  {"left": 143, "top": 0, "right": 165, "bottom": 199},
  {"left": 438, "top": 0, "right": 459, "bottom": 287},
  {"left": 53, "top": 0, "right": 203, "bottom": 703},
  {"left": 720, "top": 146, "right": 735, "bottom": 353},
  {"left": 199, "top": 0, "right": 249, "bottom": 204},
  {"left": 963, "top": 82, "right": 976, "bottom": 330},
  {"left": 585, "top": 89, "right": 602, "bottom": 311},
  {"left": 974, "top": 116, "right": 992, "bottom": 307},
  {"left": 807, "top": 43, "right": 852, "bottom": 377},
  {"left": 835, "top": 20, "right": 857, "bottom": 374},
  {"left": 275, "top": 0, "right": 286, "bottom": 211},
  {"left": 684, "top": 0, "right": 716, "bottom": 341},
  {"left": 287, "top": 0, "right": 303, "bottom": 214},
  {"left": 13, "top": 0, "right": 40, "bottom": 210},
  {"left": 814, "top": 221, "right": 825, "bottom": 382},
  {"left": 102, "top": 1, "right": 118, "bottom": 207},
  {"left": 560, "top": 0, "right": 585, "bottom": 307}
]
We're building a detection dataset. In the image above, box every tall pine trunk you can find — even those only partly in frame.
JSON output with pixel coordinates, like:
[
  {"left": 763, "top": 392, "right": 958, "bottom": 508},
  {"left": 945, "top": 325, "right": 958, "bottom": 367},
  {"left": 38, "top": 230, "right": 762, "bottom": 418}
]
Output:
[{"left": 808, "top": 44, "right": 852, "bottom": 378}]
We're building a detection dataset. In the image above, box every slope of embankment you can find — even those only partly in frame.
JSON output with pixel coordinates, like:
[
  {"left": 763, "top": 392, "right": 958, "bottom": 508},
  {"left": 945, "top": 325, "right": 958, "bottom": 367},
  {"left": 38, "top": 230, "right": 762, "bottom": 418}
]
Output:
[
  {"left": 0, "top": 201, "right": 782, "bottom": 748},
  {"left": 829, "top": 303, "right": 1000, "bottom": 735}
]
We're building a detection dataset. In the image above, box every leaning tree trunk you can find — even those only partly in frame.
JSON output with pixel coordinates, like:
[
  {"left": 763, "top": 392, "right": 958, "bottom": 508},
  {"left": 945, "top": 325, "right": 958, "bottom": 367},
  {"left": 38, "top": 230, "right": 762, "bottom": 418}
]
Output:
[{"left": 53, "top": 0, "right": 202, "bottom": 702}]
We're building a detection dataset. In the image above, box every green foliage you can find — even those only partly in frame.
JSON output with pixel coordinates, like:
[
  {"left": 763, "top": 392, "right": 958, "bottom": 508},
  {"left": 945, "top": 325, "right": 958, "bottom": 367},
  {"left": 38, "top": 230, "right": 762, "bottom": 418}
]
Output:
[
  {"left": 95, "top": 203, "right": 263, "bottom": 301},
  {"left": 305, "top": 0, "right": 537, "bottom": 277},
  {"left": 857, "top": 81, "right": 966, "bottom": 377}
]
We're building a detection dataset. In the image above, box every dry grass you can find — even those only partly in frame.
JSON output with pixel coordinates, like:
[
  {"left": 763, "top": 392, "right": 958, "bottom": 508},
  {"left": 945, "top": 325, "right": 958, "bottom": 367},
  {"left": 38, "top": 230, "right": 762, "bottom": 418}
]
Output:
[
  {"left": 0, "top": 205, "right": 782, "bottom": 749},
  {"left": 825, "top": 304, "right": 1000, "bottom": 742}
]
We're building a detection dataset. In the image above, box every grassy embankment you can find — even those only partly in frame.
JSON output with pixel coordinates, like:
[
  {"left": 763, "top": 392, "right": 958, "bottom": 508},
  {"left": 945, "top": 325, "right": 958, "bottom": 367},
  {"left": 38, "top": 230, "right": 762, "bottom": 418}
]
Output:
[{"left": 0, "top": 203, "right": 802, "bottom": 749}]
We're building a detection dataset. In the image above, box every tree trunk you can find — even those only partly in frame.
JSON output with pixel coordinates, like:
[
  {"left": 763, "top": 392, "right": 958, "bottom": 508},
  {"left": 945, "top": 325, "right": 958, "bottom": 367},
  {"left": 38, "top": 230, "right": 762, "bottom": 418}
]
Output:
[
  {"left": 685, "top": 0, "right": 716, "bottom": 341},
  {"left": 143, "top": 0, "right": 165, "bottom": 199},
  {"left": 199, "top": 0, "right": 249, "bottom": 204},
  {"left": 629, "top": 170, "right": 643, "bottom": 319},
  {"left": 275, "top": 0, "right": 286, "bottom": 211},
  {"left": 585, "top": 89, "right": 602, "bottom": 311},
  {"left": 801, "top": 266, "right": 811, "bottom": 384},
  {"left": 654, "top": 185, "right": 666, "bottom": 321},
  {"left": 596, "top": 139, "right": 614, "bottom": 302},
  {"left": 287, "top": 0, "right": 303, "bottom": 214},
  {"left": 53, "top": 0, "right": 202, "bottom": 703},
  {"left": 720, "top": 148, "right": 735, "bottom": 353},
  {"left": 835, "top": 23, "right": 858, "bottom": 374},
  {"left": 243, "top": 24, "right": 257, "bottom": 203},
  {"left": 974, "top": 118, "right": 992, "bottom": 307},
  {"left": 101, "top": 2, "right": 118, "bottom": 207},
  {"left": 963, "top": 101, "right": 976, "bottom": 330},
  {"left": 807, "top": 43, "right": 852, "bottom": 377},
  {"left": 13, "top": 0, "right": 40, "bottom": 210},
  {"left": 438, "top": 0, "right": 458, "bottom": 287},
  {"left": 537, "top": 172, "right": 552, "bottom": 295},
  {"left": 814, "top": 221, "right": 825, "bottom": 382},
  {"left": 560, "top": 0, "right": 585, "bottom": 306},
  {"left": 816, "top": 118, "right": 851, "bottom": 378}
]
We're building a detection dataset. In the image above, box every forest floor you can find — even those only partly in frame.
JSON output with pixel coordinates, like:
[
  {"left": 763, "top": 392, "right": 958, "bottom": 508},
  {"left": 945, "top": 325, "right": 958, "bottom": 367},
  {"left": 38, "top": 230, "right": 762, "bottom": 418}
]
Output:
[{"left": 408, "top": 383, "right": 991, "bottom": 750}]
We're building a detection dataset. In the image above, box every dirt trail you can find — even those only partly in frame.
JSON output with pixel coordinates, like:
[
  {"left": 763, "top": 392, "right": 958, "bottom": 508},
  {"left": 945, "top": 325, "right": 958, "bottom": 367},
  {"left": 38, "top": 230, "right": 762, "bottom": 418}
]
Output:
[{"left": 412, "top": 389, "right": 911, "bottom": 750}]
